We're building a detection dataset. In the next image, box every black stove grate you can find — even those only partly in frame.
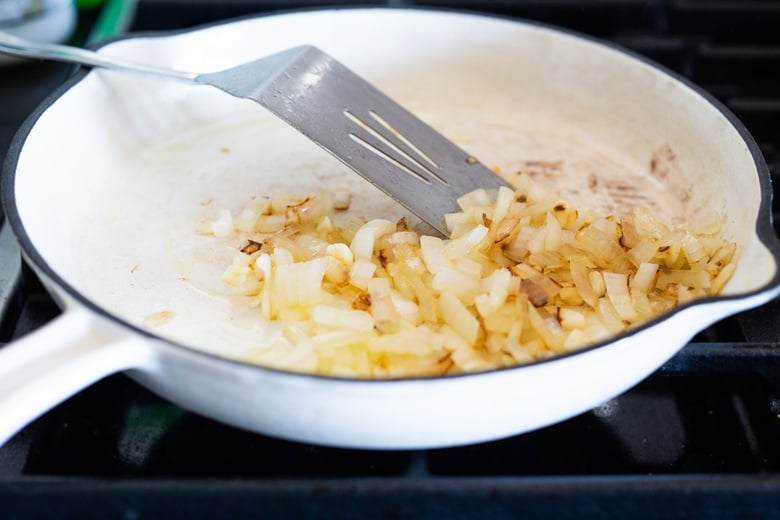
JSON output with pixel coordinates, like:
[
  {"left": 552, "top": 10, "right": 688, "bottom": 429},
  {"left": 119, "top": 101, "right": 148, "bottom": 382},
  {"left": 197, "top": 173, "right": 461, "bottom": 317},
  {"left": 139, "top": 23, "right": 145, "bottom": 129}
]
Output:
[{"left": 1, "top": 1, "right": 779, "bottom": 517}]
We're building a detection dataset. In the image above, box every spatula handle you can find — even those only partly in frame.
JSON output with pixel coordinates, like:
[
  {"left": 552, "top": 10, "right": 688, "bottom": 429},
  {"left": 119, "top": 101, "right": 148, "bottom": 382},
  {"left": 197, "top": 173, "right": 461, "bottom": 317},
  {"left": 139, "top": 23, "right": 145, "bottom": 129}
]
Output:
[{"left": 0, "top": 31, "right": 198, "bottom": 82}]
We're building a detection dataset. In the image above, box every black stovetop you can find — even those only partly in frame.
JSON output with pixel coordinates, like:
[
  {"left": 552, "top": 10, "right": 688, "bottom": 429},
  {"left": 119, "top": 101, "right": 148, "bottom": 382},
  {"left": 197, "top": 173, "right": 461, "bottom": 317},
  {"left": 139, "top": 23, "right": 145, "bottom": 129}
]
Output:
[{"left": 1, "top": 1, "right": 780, "bottom": 518}]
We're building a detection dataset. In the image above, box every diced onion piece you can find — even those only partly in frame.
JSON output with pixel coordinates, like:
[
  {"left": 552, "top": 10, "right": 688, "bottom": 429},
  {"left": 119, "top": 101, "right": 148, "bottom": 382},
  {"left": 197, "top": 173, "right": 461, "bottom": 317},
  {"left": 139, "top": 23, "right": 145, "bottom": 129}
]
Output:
[
  {"left": 389, "top": 231, "right": 419, "bottom": 246},
  {"left": 270, "top": 193, "right": 304, "bottom": 214},
  {"left": 350, "top": 219, "right": 396, "bottom": 261},
  {"left": 446, "top": 224, "right": 489, "bottom": 258},
  {"left": 432, "top": 267, "right": 481, "bottom": 305},
  {"left": 481, "top": 267, "right": 511, "bottom": 310},
  {"left": 627, "top": 238, "right": 659, "bottom": 266},
  {"left": 439, "top": 291, "right": 480, "bottom": 345},
  {"left": 603, "top": 272, "right": 637, "bottom": 322},
  {"left": 317, "top": 216, "right": 333, "bottom": 236},
  {"left": 580, "top": 220, "right": 628, "bottom": 268},
  {"left": 256, "top": 214, "right": 286, "bottom": 233},
  {"left": 569, "top": 255, "right": 599, "bottom": 307},
  {"left": 272, "top": 257, "right": 327, "bottom": 308},
  {"left": 349, "top": 259, "right": 377, "bottom": 290},
  {"left": 564, "top": 329, "right": 590, "bottom": 351},
  {"left": 491, "top": 186, "right": 516, "bottom": 225},
  {"left": 710, "top": 261, "right": 736, "bottom": 294},
  {"left": 210, "top": 210, "right": 233, "bottom": 237},
  {"left": 311, "top": 304, "right": 375, "bottom": 331},
  {"left": 390, "top": 291, "right": 421, "bottom": 325},
  {"left": 526, "top": 227, "right": 547, "bottom": 254},
  {"left": 250, "top": 253, "right": 272, "bottom": 315},
  {"left": 631, "top": 262, "right": 659, "bottom": 294},
  {"left": 419, "top": 235, "right": 452, "bottom": 274},
  {"left": 597, "top": 297, "right": 625, "bottom": 334},
  {"left": 692, "top": 210, "right": 722, "bottom": 235},
  {"left": 520, "top": 278, "right": 548, "bottom": 307},
  {"left": 527, "top": 304, "right": 563, "bottom": 351},
  {"left": 558, "top": 286, "right": 584, "bottom": 306},
  {"left": 589, "top": 270, "right": 606, "bottom": 297},
  {"left": 392, "top": 261, "right": 437, "bottom": 323},
  {"left": 222, "top": 253, "right": 252, "bottom": 286},
  {"left": 324, "top": 256, "right": 349, "bottom": 285},
  {"left": 312, "top": 330, "right": 374, "bottom": 354},
  {"left": 708, "top": 243, "right": 736, "bottom": 274},
  {"left": 631, "top": 290, "right": 655, "bottom": 319},
  {"left": 492, "top": 216, "right": 520, "bottom": 244},
  {"left": 246, "top": 337, "right": 319, "bottom": 374},
  {"left": 287, "top": 195, "right": 331, "bottom": 226},
  {"left": 512, "top": 263, "right": 561, "bottom": 299},
  {"left": 479, "top": 300, "right": 516, "bottom": 333},
  {"left": 633, "top": 206, "right": 670, "bottom": 239},
  {"left": 282, "top": 323, "right": 315, "bottom": 348},
  {"left": 681, "top": 234, "right": 707, "bottom": 264},
  {"left": 368, "top": 328, "right": 439, "bottom": 355},
  {"left": 235, "top": 208, "right": 259, "bottom": 232},
  {"left": 676, "top": 284, "right": 696, "bottom": 304},
  {"left": 457, "top": 188, "right": 491, "bottom": 211},
  {"left": 544, "top": 211, "right": 562, "bottom": 251},
  {"left": 506, "top": 339, "right": 534, "bottom": 363},
  {"left": 368, "top": 277, "right": 399, "bottom": 330},
  {"left": 656, "top": 268, "right": 711, "bottom": 291},
  {"left": 332, "top": 183, "right": 351, "bottom": 210},
  {"left": 326, "top": 242, "right": 354, "bottom": 267},
  {"left": 559, "top": 308, "right": 587, "bottom": 330},
  {"left": 445, "top": 211, "right": 474, "bottom": 238},
  {"left": 273, "top": 247, "right": 294, "bottom": 266},
  {"left": 502, "top": 235, "right": 529, "bottom": 263}
]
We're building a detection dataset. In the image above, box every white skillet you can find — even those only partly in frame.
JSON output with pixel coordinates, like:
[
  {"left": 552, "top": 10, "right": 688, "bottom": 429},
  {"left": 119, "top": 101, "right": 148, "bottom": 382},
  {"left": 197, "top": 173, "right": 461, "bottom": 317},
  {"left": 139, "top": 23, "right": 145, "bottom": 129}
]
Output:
[{"left": 2, "top": 8, "right": 779, "bottom": 449}]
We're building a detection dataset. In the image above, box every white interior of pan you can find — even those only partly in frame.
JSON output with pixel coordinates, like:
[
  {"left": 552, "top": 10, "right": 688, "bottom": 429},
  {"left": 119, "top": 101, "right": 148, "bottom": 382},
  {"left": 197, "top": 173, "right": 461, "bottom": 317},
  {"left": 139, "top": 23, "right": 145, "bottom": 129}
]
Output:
[{"left": 13, "top": 9, "right": 777, "bottom": 360}]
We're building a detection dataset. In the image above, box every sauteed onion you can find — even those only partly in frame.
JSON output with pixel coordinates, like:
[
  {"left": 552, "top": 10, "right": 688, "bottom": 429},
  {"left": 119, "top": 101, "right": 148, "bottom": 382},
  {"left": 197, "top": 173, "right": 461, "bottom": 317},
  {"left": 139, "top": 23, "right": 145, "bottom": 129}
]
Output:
[{"left": 205, "top": 174, "right": 736, "bottom": 378}]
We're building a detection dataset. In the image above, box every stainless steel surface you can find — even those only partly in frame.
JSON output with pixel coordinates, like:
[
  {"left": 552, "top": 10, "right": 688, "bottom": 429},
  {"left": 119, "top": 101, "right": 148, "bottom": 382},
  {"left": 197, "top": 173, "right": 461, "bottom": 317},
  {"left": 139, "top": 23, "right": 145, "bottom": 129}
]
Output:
[
  {"left": 0, "top": 34, "right": 508, "bottom": 235},
  {"left": 0, "top": 224, "right": 21, "bottom": 324},
  {"left": 0, "top": 32, "right": 195, "bottom": 80}
]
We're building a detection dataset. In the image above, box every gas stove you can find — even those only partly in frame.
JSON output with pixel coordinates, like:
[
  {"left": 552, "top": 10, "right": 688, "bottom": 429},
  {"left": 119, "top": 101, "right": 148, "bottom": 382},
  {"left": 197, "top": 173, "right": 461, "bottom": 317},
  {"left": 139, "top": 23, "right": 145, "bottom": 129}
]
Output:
[{"left": 1, "top": 1, "right": 779, "bottom": 517}]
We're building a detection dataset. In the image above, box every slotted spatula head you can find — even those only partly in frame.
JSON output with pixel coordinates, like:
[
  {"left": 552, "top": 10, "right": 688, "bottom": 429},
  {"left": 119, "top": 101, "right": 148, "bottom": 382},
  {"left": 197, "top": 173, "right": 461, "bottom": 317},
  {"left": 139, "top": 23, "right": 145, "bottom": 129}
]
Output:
[{"left": 198, "top": 45, "right": 510, "bottom": 235}]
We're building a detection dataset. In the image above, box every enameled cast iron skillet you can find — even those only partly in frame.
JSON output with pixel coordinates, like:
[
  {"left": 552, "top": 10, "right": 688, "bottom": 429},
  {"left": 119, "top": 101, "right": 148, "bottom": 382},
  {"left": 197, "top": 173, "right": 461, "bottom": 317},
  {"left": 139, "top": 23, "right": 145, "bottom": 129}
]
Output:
[{"left": 2, "top": 9, "right": 779, "bottom": 449}]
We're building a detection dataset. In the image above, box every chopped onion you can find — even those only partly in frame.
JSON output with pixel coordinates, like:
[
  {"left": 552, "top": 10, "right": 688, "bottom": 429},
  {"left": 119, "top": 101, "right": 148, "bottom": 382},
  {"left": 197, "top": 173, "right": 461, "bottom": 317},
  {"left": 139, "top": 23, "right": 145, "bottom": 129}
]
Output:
[
  {"left": 630, "top": 262, "right": 659, "bottom": 294},
  {"left": 311, "top": 304, "right": 375, "bottom": 332},
  {"left": 439, "top": 291, "right": 480, "bottom": 344},
  {"left": 210, "top": 210, "right": 233, "bottom": 237},
  {"left": 211, "top": 175, "right": 738, "bottom": 378},
  {"left": 603, "top": 272, "right": 637, "bottom": 322},
  {"left": 349, "top": 259, "right": 377, "bottom": 290},
  {"left": 350, "top": 219, "right": 396, "bottom": 262}
]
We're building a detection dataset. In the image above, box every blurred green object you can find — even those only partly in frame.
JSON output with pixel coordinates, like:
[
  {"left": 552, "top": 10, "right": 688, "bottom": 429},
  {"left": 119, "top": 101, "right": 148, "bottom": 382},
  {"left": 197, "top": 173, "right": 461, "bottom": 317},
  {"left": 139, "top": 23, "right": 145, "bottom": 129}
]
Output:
[
  {"left": 76, "top": 0, "right": 105, "bottom": 8},
  {"left": 78, "top": 0, "right": 137, "bottom": 43}
]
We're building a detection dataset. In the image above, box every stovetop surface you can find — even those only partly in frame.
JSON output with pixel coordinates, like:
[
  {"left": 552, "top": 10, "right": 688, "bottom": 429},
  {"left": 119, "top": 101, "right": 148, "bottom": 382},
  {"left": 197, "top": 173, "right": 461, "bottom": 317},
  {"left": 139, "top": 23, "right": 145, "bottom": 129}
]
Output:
[{"left": 1, "top": 1, "right": 780, "bottom": 518}]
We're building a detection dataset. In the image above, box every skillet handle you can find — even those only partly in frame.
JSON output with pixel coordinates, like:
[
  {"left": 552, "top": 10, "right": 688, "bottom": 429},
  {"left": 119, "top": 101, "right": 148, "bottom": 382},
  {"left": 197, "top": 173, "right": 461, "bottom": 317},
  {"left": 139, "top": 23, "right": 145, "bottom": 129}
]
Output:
[{"left": 0, "top": 307, "right": 155, "bottom": 446}]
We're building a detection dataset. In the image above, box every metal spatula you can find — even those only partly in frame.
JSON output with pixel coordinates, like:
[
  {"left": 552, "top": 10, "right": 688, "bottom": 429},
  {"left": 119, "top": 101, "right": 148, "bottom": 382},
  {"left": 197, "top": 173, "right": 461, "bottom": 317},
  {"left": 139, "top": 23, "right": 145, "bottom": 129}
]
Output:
[{"left": 0, "top": 33, "right": 509, "bottom": 235}]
